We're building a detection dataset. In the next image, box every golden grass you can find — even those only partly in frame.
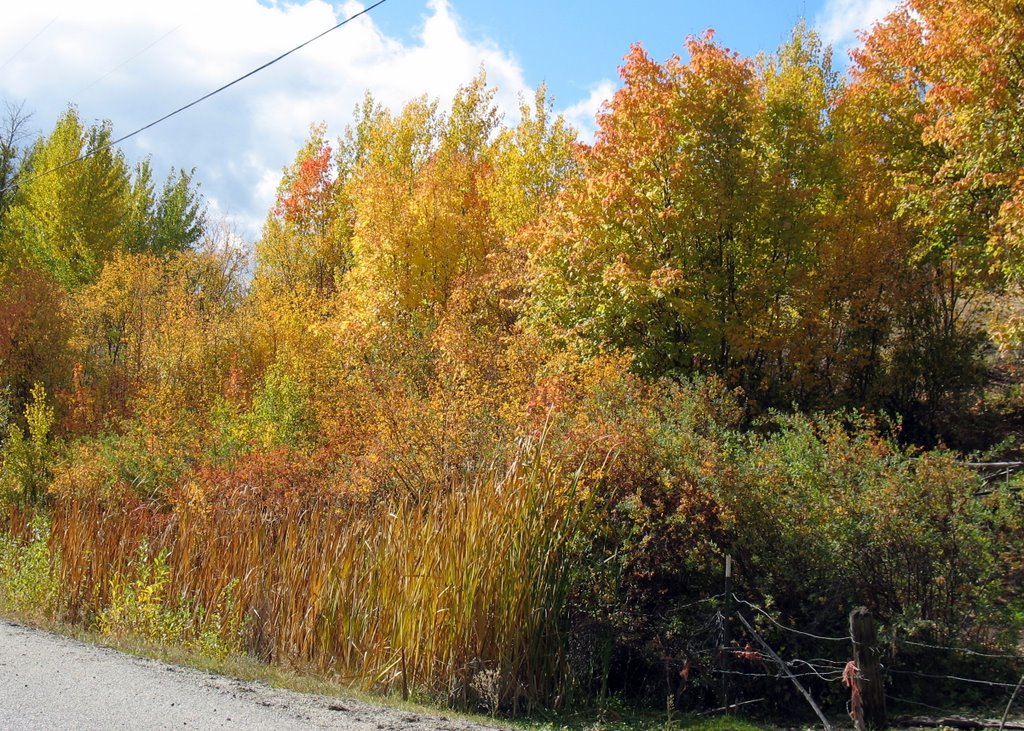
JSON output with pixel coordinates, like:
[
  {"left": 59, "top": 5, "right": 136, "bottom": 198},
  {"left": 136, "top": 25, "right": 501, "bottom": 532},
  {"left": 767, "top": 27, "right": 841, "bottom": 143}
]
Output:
[{"left": 50, "top": 433, "right": 587, "bottom": 712}]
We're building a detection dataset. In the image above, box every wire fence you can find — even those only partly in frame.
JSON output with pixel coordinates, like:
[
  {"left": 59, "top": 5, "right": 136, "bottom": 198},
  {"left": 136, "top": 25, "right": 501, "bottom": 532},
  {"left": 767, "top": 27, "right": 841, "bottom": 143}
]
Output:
[
  {"left": 894, "top": 635, "right": 1024, "bottom": 660},
  {"left": 592, "top": 582, "right": 1023, "bottom": 727},
  {"left": 676, "top": 591, "right": 1024, "bottom": 727},
  {"left": 730, "top": 595, "right": 849, "bottom": 643}
]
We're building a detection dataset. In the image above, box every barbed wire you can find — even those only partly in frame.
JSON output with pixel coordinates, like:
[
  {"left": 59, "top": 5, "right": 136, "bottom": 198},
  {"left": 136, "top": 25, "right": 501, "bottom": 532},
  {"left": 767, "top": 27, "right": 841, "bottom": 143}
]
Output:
[
  {"left": 887, "top": 667, "right": 1022, "bottom": 690},
  {"left": 576, "top": 591, "right": 1024, "bottom": 715},
  {"left": 804, "top": 657, "right": 851, "bottom": 668},
  {"left": 712, "top": 667, "right": 847, "bottom": 681},
  {"left": 786, "top": 658, "right": 849, "bottom": 683},
  {"left": 885, "top": 693, "right": 966, "bottom": 714},
  {"left": 678, "top": 593, "right": 724, "bottom": 611},
  {"left": 893, "top": 635, "right": 1024, "bottom": 661},
  {"left": 724, "top": 595, "right": 1024, "bottom": 697},
  {"left": 734, "top": 594, "right": 1022, "bottom": 667},
  {"left": 731, "top": 595, "right": 848, "bottom": 642}
]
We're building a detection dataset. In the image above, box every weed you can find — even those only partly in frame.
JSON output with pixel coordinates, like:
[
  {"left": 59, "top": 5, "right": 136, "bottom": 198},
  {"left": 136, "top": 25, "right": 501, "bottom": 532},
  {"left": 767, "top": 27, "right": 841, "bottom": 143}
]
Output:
[{"left": 0, "top": 515, "right": 59, "bottom": 617}]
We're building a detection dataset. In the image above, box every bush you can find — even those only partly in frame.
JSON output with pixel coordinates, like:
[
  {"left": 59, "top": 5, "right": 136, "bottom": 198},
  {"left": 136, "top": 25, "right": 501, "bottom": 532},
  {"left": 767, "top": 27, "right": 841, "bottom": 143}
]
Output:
[
  {"left": 537, "top": 376, "right": 1022, "bottom": 708},
  {"left": 0, "top": 515, "right": 59, "bottom": 617},
  {"left": 722, "top": 412, "right": 1017, "bottom": 640},
  {"left": 99, "top": 540, "right": 246, "bottom": 659},
  {"left": 49, "top": 421, "right": 194, "bottom": 504},
  {"left": 0, "top": 384, "right": 57, "bottom": 508}
]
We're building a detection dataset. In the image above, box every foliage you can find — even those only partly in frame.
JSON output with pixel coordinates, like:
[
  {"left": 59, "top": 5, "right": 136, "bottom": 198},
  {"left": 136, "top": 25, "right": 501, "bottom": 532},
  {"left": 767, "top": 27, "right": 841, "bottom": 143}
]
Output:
[
  {"left": 0, "top": 384, "right": 57, "bottom": 508},
  {"left": 525, "top": 27, "right": 925, "bottom": 421},
  {"left": 49, "top": 434, "right": 587, "bottom": 712},
  {"left": 72, "top": 246, "right": 248, "bottom": 422},
  {"left": 2, "top": 107, "right": 131, "bottom": 286},
  {"left": 124, "top": 161, "right": 206, "bottom": 256},
  {"left": 1, "top": 12, "right": 1023, "bottom": 721},
  {"left": 0, "top": 265, "right": 72, "bottom": 410},
  {"left": 99, "top": 540, "right": 245, "bottom": 658},
  {"left": 483, "top": 84, "right": 580, "bottom": 239},
  {"left": 859, "top": 0, "right": 1024, "bottom": 280},
  {"left": 0, "top": 106, "right": 206, "bottom": 289},
  {"left": 345, "top": 75, "right": 501, "bottom": 321},
  {"left": 256, "top": 124, "right": 349, "bottom": 300},
  {"left": 0, "top": 515, "right": 59, "bottom": 616},
  {"left": 550, "top": 386, "right": 1022, "bottom": 708},
  {"left": 724, "top": 413, "right": 1014, "bottom": 633},
  {"left": 206, "top": 364, "right": 313, "bottom": 463},
  {"left": 49, "top": 420, "right": 196, "bottom": 504}
]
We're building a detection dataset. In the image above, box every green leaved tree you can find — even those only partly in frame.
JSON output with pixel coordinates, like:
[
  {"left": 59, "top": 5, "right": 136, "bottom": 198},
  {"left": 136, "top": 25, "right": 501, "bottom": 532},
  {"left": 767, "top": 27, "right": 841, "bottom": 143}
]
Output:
[{"left": 5, "top": 107, "right": 131, "bottom": 287}]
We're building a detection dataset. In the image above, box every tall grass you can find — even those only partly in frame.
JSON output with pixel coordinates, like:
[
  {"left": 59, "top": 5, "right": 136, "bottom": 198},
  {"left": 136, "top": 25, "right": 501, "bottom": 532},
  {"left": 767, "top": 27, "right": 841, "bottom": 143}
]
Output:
[{"left": 49, "top": 434, "right": 587, "bottom": 712}]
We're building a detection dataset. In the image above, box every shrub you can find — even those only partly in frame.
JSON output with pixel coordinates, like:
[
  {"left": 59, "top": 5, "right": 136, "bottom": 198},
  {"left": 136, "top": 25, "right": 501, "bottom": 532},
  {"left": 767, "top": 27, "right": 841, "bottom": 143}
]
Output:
[
  {"left": 99, "top": 540, "right": 245, "bottom": 658},
  {"left": 0, "top": 515, "right": 59, "bottom": 617},
  {"left": 0, "top": 384, "right": 57, "bottom": 508}
]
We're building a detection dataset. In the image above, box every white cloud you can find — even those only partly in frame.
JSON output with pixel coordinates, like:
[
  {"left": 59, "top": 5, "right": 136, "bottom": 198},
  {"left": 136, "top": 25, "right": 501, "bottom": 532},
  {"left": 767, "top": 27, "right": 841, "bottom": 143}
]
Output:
[
  {"left": 0, "top": 0, "right": 535, "bottom": 241},
  {"left": 560, "top": 80, "right": 616, "bottom": 144},
  {"left": 815, "top": 0, "right": 900, "bottom": 60}
]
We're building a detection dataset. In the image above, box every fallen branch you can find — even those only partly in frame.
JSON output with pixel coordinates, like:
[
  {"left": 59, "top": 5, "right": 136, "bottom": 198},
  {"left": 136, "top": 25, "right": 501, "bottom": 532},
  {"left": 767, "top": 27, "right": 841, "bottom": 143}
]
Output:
[
  {"left": 736, "top": 611, "right": 835, "bottom": 731},
  {"left": 893, "top": 716, "right": 1024, "bottom": 729},
  {"left": 694, "top": 697, "right": 767, "bottom": 716},
  {"left": 1001, "top": 674, "right": 1024, "bottom": 731}
]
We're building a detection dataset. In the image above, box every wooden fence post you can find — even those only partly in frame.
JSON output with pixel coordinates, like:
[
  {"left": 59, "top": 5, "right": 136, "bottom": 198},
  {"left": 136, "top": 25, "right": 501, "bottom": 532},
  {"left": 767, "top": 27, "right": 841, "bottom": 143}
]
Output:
[
  {"left": 850, "top": 607, "right": 887, "bottom": 730},
  {"left": 721, "top": 554, "right": 732, "bottom": 711}
]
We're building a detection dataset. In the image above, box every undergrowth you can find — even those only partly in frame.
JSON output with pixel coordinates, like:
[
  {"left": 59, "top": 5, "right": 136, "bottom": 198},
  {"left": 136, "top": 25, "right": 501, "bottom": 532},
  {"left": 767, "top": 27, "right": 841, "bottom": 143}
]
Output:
[{"left": 0, "top": 515, "right": 58, "bottom": 617}]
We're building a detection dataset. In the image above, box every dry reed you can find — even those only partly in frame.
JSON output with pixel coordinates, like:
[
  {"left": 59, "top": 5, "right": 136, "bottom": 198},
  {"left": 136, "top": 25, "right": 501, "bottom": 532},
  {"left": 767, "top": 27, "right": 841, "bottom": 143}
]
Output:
[{"left": 49, "top": 433, "right": 586, "bottom": 711}]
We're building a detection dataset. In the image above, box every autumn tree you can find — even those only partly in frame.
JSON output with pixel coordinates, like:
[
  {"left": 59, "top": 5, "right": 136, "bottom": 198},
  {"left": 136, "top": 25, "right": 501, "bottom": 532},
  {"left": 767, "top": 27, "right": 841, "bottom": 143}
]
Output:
[
  {"left": 3, "top": 107, "right": 131, "bottom": 287},
  {"left": 764, "top": 26, "right": 912, "bottom": 410},
  {"left": 836, "top": 2, "right": 1001, "bottom": 438},
  {"left": 2, "top": 107, "right": 205, "bottom": 289},
  {"left": 528, "top": 30, "right": 843, "bottom": 403},
  {"left": 73, "top": 241, "right": 247, "bottom": 423},
  {"left": 246, "top": 80, "right": 584, "bottom": 495},
  {"left": 867, "top": 0, "right": 1024, "bottom": 279},
  {"left": 256, "top": 124, "right": 350, "bottom": 300},
  {"left": 479, "top": 86, "right": 581, "bottom": 331},
  {"left": 740, "top": 26, "right": 847, "bottom": 404},
  {"left": 73, "top": 252, "right": 166, "bottom": 415},
  {"left": 0, "top": 100, "right": 31, "bottom": 241},
  {"left": 484, "top": 86, "right": 579, "bottom": 239},
  {"left": 138, "top": 243, "right": 249, "bottom": 420},
  {"left": 345, "top": 75, "right": 501, "bottom": 322},
  {"left": 0, "top": 265, "right": 72, "bottom": 411}
]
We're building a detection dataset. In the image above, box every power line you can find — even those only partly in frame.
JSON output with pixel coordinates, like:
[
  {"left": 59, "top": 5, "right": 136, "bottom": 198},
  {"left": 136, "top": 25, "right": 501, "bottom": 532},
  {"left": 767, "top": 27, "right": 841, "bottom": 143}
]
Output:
[
  {"left": 0, "top": 0, "right": 391, "bottom": 196},
  {"left": 0, "top": 16, "right": 59, "bottom": 73},
  {"left": 71, "top": 24, "right": 184, "bottom": 101}
]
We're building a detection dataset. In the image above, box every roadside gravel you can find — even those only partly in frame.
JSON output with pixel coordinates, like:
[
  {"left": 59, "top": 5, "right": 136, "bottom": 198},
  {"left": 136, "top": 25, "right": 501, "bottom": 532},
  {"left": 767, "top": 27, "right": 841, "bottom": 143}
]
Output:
[{"left": 0, "top": 619, "right": 505, "bottom": 731}]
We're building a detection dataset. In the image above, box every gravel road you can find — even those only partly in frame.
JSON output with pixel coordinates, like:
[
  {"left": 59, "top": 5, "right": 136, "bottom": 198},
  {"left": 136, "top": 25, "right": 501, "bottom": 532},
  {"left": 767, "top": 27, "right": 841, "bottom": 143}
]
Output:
[{"left": 0, "top": 619, "right": 504, "bottom": 731}]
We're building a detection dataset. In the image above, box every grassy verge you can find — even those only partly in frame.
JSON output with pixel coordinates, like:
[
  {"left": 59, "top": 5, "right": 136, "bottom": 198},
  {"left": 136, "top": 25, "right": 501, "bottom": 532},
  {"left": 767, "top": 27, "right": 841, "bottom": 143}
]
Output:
[
  {"left": 1, "top": 607, "right": 507, "bottom": 725},
  {"left": 1, "top": 510, "right": 781, "bottom": 730},
  {"left": 0, "top": 609, "right": 782, "bottom": 731}
]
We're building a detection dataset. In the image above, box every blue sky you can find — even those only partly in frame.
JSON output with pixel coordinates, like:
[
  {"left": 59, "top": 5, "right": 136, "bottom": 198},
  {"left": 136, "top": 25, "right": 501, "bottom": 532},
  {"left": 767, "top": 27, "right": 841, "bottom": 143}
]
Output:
[
  {"left": 371, "top": 0, "right": 893, "bottom": 106},
  {"left": 1, "top": 0, "right": 897, "bottom": 240},
  {"left": 376, "top": 1, "right": 812, "bottom": 102}
]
